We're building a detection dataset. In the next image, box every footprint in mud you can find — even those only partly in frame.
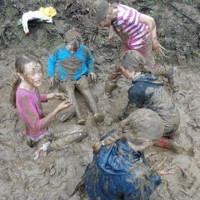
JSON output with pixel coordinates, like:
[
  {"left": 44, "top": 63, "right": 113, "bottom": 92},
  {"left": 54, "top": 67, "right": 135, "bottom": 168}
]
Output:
[{"left": 44, "top": 163, "right": 56, "bottom": 177}]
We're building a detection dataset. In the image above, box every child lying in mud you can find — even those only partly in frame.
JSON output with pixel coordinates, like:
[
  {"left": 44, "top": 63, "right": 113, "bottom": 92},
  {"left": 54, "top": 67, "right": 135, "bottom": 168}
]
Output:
[
  {"left": 10, "top": 55, "right": 88, "bottom": 159},
  {"left": 48, "top": 29, "right": 104, "bottom": 125},
  {"left": 85, "top": 108, "right": 164, "bottom": 200},
  {"left": 89, "top": 0, "right": 178, "bottom": 95},
  {"left": 119, "top": 50, "right": 180, "bottom": 151}
]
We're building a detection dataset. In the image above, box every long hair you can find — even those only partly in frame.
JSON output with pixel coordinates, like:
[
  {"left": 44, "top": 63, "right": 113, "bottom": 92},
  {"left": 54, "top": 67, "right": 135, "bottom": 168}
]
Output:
[{"left": 10, "top": 54, "right": 43, "bottom": 107}]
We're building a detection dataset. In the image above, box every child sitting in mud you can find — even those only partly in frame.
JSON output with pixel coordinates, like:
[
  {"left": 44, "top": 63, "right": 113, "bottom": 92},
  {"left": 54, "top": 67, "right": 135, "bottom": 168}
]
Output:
[
  {"left": 10, "top": 55, "right": 88, "bottom": 159},
  {"left": 48, "top": 29, "right": 104, "bottom": 125},
  {"left": 119, "top": 50, "right": 180, "bottom": 151},
  {"left": 85, "top": 108, "right": 164, "bottom": 200},
  {"left": 89, "top": 0, "right": 178, "bottom": 95}
]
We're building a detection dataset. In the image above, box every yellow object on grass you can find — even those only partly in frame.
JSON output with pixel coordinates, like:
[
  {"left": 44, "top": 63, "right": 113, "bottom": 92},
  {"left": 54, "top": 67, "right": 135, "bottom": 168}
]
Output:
[{"left": 39, "top": 6, "right": 57, "bottom": 17}]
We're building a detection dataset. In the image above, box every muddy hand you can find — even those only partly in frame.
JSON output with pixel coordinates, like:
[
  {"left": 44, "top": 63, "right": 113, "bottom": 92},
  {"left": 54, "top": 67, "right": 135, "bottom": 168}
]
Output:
[
  {"left": 56, "top": 100, "right": 72, "bottom": 112},
  {"left": 48, "top": 77, "right": 55, "bottom": 88},
  {"left": 46, "top": 93, "right": 66, "bottom": 100},
  {"left": 152, "top": 39, "right": 166, "bottom": 57},
  {"left": 158, "top": 165, "right": 177, "bottom": 175},
  {"left": 54, "top": 93, "right": 67, "bottom": 100},
  {"left": 88, "top": 72, "right": 97, "bottom": 82}
]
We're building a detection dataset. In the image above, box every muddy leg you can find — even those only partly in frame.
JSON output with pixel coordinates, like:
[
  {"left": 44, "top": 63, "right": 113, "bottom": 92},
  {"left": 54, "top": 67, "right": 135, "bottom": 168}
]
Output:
[
  {"left": 58, "top": 105, "right": 76, "bottom": 123},
  {"left": 62, "top": 80, "right": 85, "bottom": 125},
  {"left": 141, "top": 39, "right": 167, "bottom": 77},
  {"left": 76, "top": 76, "right": 104, "bottom": 123},
  {"left": 105, "top": 63, "right": 122, "bottom": 96},
  {"left": 118, "top": 102, "right": 136, "bottom": 121},
  {"left": 141, "top": 39, "right": 156, "bottom": 73},
  {"left": 51, "top": 126, "right": 88, "bottom": 150},
  {"left": 142, "top": 39, "right": 179, "bottom": 90}
]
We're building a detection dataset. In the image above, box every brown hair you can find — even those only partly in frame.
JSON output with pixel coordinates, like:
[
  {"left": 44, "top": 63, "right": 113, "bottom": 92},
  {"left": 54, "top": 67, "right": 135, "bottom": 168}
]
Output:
[
  {"left": 10, "top": 55, "right": 43, "bottom": 107},
  {"left": 121, "top": 50, "right": 147, "bottom": 72},
  {"left": 89, "top": 0, "right": 109, "bottom": 22},
  {"left": 123, "top": 108, "right": 164, "bottom": 142},
  {"left": 93, "top": 108, "right": 164, "bottom": 152},
  {"left": 64, "top": 28, "right": 82, "bottom": 44}
]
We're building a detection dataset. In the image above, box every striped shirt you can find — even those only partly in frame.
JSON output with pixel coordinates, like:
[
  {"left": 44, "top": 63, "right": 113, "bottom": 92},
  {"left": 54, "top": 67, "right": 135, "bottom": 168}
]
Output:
[{"left": 115, "top": 4, "right": 150, "bottom": 50}]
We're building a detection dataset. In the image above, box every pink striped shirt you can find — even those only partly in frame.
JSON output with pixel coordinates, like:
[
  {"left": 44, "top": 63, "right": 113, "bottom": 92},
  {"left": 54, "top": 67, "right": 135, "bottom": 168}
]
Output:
[
  {"left": 16, "top": 87, "right": 48, "bottom": 139},
  {"left": 115, "top": 4, "right": 150, "bottom": 50}
]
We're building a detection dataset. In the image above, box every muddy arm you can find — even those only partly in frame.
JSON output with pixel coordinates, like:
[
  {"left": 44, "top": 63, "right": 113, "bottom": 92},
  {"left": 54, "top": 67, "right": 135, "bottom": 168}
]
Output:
[
  {"left": 119, "top": 102, "right": 137, "bottom": 121},
  {"left": 84, "top": 46, "right": 94, "bottom": 73},
  {"left": 19, "top": 95, "right": 59, "bottom": 135},
  {"left": 47, "top": 48, "right": 60, "bottom": 77}
]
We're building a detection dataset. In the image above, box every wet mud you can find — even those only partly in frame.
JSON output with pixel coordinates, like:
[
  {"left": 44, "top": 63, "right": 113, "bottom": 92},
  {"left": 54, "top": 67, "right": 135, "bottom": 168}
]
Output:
[{"left": 1, "top": 0, "right": 200, "bottom": 199}]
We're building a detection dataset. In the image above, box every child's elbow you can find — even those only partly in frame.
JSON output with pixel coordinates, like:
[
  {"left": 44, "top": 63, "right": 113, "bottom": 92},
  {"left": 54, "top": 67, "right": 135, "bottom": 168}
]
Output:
[{"left": 149, "top": 16, "right": 156, "bottom": 29}]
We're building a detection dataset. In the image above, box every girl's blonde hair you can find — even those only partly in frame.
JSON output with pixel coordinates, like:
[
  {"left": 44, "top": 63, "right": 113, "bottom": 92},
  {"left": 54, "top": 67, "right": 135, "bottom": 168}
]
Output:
[
  {"left": 93, "top": 108, "right": 164, "bottom": 152},
  {"left": 121, "top": 50, "right": 147, "bottom": 72},
  {"left": 10, "top": 55, "right": 43, "bottom": 107}
]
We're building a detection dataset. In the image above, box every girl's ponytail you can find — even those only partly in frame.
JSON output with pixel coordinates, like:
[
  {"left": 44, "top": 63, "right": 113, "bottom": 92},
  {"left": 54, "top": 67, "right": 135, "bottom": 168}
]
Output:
[{"left": 10, "top": 73, "right": 21, "bottom": 107}]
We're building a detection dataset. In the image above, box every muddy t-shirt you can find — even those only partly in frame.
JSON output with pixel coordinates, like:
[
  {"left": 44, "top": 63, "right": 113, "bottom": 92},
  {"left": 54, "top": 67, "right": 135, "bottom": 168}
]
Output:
[{"left": 16, "top": 87, "right": 48, "bottom": 139}]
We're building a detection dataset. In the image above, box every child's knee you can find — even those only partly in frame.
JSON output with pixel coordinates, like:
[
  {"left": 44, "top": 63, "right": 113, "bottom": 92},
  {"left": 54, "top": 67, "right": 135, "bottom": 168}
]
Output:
[{"left": 77, "top": 76, "right": 89, "bottom": 90}]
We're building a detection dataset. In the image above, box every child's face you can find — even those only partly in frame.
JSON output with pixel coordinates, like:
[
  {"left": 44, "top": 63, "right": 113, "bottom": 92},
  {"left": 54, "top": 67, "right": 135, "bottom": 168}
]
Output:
[
  {"left": 120, "top": 66, "right": 135, "bottom": 79},
  {"left": 67, "top": 40, "right": 80, "bottom": 53},
  {"left": 23, "top": 62, "right": 43, "bottom": 88}
]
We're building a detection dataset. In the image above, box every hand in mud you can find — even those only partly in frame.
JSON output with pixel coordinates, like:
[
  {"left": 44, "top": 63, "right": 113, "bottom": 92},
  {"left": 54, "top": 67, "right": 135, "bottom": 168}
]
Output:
[
  {"left": 47, "top": 93, "right": 67, "bottom": 100},
  {"left": 88, "top": 72, "right": 97, "bottom": 82},
  {"left": 158, "top": 165, "right": 177, "bottom": 176},
  {"left": 48, "top": 77, "right": 55, "bottom": 88},
  {"left": 56, "top": 100, "right": 72, "bottom": 112},
  {"left": 152, "top": 39, "right": 166, "bottom": 57}
]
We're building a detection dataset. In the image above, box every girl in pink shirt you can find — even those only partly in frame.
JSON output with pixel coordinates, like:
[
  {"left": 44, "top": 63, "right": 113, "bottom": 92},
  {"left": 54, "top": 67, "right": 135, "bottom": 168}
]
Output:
[
  {"left": 90, "top": 0, "right": 178, "bottom": 95},
  {"left": 10, "top": 55, "right": 87, "bottom": 158}
]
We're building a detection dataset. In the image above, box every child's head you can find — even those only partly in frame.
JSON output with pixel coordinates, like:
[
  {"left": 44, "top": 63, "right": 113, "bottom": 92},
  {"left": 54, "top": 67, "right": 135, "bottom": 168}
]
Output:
[
  {"left": 121, "top": 108, "right": 164, "bottom": 150},
  {"left": 10, "top": 55, "right": 43, "bottom": 107},
  {"left": 64, "top": 28, "right": 82, "bottom": 53},
  {"left": 93, "top": 108, "right": 164, "bottom": 153},
  {"left": 120, "top": 50, "right": 146, "bottom": 79},
  {"left": 90, "top": 0, "right": 112, "bottom": 28}
]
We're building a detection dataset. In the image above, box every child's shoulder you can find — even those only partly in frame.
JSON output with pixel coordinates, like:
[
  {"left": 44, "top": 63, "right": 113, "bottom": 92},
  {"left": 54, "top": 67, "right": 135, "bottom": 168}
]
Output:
[
  {"left": 53, "top": 44, "right": 67, "bottom": 53},
  {"left": 16, "top": 88, "right": 36, "bottom": 99}
]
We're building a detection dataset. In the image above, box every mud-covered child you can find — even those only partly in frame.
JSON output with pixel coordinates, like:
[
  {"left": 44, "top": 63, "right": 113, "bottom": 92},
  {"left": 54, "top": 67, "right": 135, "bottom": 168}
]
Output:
[
  {"left": 10, "top": 55, "right": 87, "bottom": 159},
  {"left": 90, "top": 0, "right": 178, "bottom": 95},
  {"left": 118, "top": 50, "right": 180, "bottom": 151},
  {"left": 85, "top": 108, "right": 164, "bottom": 200},
  {"left": 48, "top": 29, "right": 104, "bottom": 125}
]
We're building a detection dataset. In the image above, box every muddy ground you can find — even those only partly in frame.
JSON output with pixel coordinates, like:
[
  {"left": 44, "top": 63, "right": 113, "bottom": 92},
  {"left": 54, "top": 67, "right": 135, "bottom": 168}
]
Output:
[{"left": 1, "top": 0, "right": 200, "bottom": 199}]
